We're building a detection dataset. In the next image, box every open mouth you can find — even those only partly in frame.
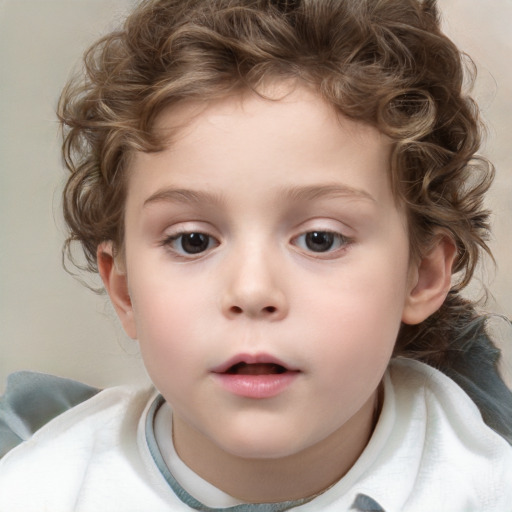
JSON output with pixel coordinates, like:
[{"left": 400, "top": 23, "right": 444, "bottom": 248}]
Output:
[
  {"left": 212, "top": 356, "right": 300, "bottom": 398},
  {"left": 212, "top": 353, "right": 299, "bottom": 376},
  {"left": 225, "top": 362, "right": 288, "bottom": 375}
]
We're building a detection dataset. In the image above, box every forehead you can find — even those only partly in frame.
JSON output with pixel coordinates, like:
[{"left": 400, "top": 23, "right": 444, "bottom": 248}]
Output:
[
  {"left": 152, "top": 85, "right": 385, "bottom": 155},
  {"left": 126, "top": 85, "right": 395, "bottom": 210}
]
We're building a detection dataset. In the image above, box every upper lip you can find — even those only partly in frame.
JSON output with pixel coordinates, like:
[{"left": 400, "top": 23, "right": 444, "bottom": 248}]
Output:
[{"left": 211, "top": 353, "right": 299, "bottom": 374}]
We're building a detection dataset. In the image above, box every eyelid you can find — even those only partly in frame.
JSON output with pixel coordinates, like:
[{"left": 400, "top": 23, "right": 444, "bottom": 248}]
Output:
[{"left": 160, "top": 220, "right": 220, "bottom": 242}]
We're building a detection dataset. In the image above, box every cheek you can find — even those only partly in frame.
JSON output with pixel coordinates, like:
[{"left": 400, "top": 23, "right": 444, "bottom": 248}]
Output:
[
  {"left": 300, "top": 254, "right": 409, "bottom": 371},
  {"left": 129, "top": 275, "right": 211, "bottom": 372}
]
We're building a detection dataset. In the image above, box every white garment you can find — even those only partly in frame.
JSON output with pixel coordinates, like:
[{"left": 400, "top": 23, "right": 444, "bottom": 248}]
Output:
[{"left": 0, "top": 359, "right": 510, "bottom": 512}]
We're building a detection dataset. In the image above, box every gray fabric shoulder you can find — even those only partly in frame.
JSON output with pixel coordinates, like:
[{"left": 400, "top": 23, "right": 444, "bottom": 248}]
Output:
[{"left": 0, "top": 371, "right": 100, "bottom": 458}]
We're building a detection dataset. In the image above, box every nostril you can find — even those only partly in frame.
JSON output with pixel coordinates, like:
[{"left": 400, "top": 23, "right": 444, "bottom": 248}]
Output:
[{"left": 229, "top": 305, "right": 277, "bottom": 315}]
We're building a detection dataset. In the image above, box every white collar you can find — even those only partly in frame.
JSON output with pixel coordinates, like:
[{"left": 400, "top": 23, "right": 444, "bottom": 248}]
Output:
[{"left": 154, "top": 400, "right": 246, "bottom": 508}]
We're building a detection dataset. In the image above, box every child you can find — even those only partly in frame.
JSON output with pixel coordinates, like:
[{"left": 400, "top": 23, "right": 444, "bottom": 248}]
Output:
[{"left": 1, "top": 0, "right": 511, "bottom": 510}]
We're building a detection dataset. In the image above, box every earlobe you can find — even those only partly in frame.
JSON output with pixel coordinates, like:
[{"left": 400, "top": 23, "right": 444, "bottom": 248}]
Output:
[
  {"left": 97, "top": 242, "right": 138, "bottom": 339},
  {"left": 402, "top": 235, "right": 457, "bottom": 325}
]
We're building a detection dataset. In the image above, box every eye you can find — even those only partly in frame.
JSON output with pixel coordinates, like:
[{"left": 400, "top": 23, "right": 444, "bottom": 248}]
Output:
[
  {"left": 163, "top": 232, "right": 218, "bottom": 256},
  {"left": 292, "top": 230, "right": 349, "bottom": 253}
]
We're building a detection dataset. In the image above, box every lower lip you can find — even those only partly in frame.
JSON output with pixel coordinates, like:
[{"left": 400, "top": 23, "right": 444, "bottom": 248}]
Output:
[{"left": 212, "top": 372, "right": 299, "bottom": 399}]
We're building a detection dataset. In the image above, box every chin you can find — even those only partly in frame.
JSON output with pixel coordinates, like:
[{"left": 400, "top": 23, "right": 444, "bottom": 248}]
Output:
[{"left": 212, "top": 427, "right": 314, "bottom": 460}]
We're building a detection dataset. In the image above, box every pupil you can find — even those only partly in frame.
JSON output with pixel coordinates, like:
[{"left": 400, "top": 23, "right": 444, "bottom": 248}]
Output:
[
  {"left": 306, "top": 231, "right": 334, "bottom": 252},
  {"left": 181, "top": 233, "right": 209, "bottom": 254}
]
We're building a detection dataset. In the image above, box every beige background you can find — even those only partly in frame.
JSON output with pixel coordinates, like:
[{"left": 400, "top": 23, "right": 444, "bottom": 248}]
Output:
[{"left": 1, "top": 0, "right": 511, "bottom": 392}]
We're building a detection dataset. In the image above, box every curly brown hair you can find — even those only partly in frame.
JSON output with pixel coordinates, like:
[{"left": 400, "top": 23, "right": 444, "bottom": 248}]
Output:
[{"left": 58, "top": 0, "right": 512, "bottom": 439}]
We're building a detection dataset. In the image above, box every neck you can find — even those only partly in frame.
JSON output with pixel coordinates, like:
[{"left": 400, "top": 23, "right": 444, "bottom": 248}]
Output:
[{"left": 172, "top": 391, "right": 380, "bottom": 503}]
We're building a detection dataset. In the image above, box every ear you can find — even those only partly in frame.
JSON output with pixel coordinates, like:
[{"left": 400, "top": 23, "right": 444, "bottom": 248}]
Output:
[
  {"left": 402, "top": 235, "right": 457, "bottom": 325},
  {"left": 97, "top": 242, "right": 137, "bottom": 339}
]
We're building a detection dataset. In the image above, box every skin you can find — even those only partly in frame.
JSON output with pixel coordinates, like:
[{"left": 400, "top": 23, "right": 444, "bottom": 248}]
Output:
[{"left": 99, "top": 85, "right": 455, "bottom": 502}]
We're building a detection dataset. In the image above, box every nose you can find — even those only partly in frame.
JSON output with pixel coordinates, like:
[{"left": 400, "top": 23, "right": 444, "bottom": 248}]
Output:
[{"left": 221, "top": 246, "right": 288, "bottom": 321}]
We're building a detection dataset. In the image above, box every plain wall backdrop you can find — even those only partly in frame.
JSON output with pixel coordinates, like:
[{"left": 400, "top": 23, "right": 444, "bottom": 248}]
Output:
[{"left": 1, "top": 0, "right": 511, "bottom": 392}]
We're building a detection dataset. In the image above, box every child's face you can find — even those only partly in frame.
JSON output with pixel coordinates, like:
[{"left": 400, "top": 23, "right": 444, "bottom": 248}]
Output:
[{"left": 115, "top": 86, "right": 417, "bottom": 463}]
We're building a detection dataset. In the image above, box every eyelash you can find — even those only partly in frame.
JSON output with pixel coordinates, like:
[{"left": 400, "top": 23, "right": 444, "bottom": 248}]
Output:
[
  {"left": 161, "top": 231, "right": 220, "bottom": 257},
  {"left": 160, "top": 229, "right": 352, "bottom": 259},
  {"left": 291, "top": 230, "right": 351, "bottom": 256}
]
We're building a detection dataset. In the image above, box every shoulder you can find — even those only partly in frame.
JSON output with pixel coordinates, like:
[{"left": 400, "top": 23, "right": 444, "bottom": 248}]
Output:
[
  {"left": 0, "top": 371, "right": 101, "bottom": 458},
  {"left": 386, "top": 358, "right": 512, "bottom": 509},
  {"left": 389, "top": 356, "right": 510, "bottom": 428},
  {"left": 0, "top": 373, "right": 154, "bottom": 458},
  {"left": 0, "top": 374, "right": 162, "bottom": 511},
  {"left": 0, "top": 372, "right": 154, "bottom": 461},
  {"left": 388, "top": 357, "right": 510, "bottom": 450}
]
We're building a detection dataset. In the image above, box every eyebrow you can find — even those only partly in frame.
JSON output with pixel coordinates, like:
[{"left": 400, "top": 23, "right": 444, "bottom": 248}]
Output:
[
  {"left": 143, "top": 188, "right": 225, "bottom": 208},
  {"left": 281, "top": 183, "right": 376, "bottom": 203},
  {"left": 143, "top": 183, "right": 375, "bottom": 208}
]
